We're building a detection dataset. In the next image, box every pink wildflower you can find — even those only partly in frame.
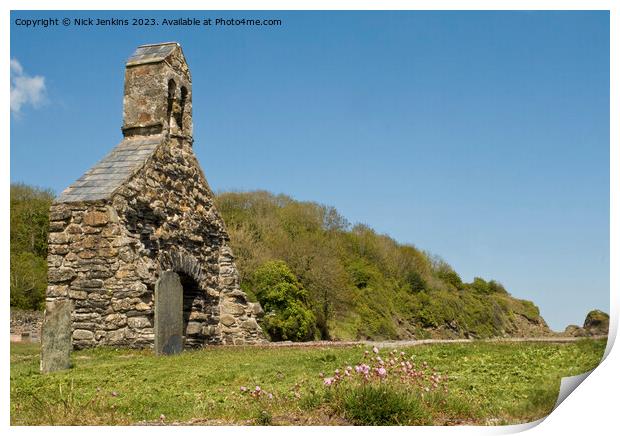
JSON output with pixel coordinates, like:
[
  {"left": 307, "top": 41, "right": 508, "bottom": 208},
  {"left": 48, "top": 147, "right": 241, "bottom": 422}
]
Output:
[
  {"left": 324, "top": 377, "right": 334, "bottom": 386},
  {"left": 372, "top": 346, "right": 379, "bottom": 354},
  {"left": 240, "top": 386, "right": 247, "bottom": 392},
  {"left": 377, "top": 367, "right": 387, "bottom": 378}
]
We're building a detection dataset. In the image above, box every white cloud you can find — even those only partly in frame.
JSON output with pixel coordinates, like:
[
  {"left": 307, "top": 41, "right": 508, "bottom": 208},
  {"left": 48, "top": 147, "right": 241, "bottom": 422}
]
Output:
[{"left": 10, "top": 58, "right": 46, "bottom": 114}]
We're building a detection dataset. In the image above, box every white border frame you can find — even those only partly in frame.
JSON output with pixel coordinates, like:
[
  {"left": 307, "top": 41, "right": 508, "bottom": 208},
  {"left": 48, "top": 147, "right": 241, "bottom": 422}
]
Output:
[{"left": 3, "top": 2, "right": 616, "bottom": 435}]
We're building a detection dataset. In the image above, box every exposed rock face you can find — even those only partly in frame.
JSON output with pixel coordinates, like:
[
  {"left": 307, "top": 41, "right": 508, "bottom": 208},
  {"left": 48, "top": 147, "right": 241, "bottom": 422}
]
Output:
[
  {"left": 45, "top": 43, "right": 265, "bottom": 351},
  {"left": 563, "top": 310, "right": 609, "bottom": 337},
  {"left": 583, "top": 310, "right": 609, "bottom": 336},
  {"left": 504, "top": 313, "right": 551, "bottom": 338},
  {"left": 564, "top": 324, "right": 585, "bottom": 337}
]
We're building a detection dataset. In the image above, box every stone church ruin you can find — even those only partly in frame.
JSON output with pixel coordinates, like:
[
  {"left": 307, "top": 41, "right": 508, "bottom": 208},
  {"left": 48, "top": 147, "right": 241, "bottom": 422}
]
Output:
[{"left": 42, "top": 43, "right": 265, "bottom": 370}]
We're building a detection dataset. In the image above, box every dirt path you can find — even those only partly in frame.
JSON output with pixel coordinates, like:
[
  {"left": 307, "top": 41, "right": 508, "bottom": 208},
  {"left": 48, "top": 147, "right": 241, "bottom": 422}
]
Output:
[
  {"left": 12, "top": 333, "right": 606, "bottom": 347},
  {"left": 248, "top": 335, "right": 608, "bottom": 349}
]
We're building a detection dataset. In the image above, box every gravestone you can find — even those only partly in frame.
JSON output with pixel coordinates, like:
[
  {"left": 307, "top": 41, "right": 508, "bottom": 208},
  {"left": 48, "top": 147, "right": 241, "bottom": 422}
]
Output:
[
  {"left": 40, "top": 300, "right": 73, "bottom": 373},
  {"left": 155, "top": 271, "right": 184, "bottom": 355}
]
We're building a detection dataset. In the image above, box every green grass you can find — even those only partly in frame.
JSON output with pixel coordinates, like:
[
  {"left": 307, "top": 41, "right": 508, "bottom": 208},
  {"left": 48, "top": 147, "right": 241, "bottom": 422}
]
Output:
[{"left": 10, "top": 339, "right": 606, "bottom": 425}]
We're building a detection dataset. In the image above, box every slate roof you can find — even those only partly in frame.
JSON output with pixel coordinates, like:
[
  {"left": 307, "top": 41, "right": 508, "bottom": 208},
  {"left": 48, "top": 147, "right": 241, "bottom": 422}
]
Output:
[
  {"left": 55, "top": 135, "right": 164, "bottom": 203},
  {"left": 126, "top": 42, "right": 179, "bottom": 66}
]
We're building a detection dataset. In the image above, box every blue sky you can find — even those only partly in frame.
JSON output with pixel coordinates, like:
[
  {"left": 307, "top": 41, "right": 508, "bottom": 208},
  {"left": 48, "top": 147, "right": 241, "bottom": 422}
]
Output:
[{"left": 10, "top": 11, "right": 609, "bottom": 331}]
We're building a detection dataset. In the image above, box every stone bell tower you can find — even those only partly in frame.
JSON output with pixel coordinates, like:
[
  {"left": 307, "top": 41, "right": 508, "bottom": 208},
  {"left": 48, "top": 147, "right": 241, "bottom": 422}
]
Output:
[{"left": 122, "top": 42, "right": 193, "bottom": 139}]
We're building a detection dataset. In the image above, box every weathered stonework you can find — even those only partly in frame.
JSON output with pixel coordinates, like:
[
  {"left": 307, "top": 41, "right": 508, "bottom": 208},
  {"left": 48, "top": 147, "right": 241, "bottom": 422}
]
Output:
[
  {"left": 40, "top": 300, "right": 73, "bottom": 372},
  {"left": 45, "top": 43, "right": 265, "bottom": 351}
]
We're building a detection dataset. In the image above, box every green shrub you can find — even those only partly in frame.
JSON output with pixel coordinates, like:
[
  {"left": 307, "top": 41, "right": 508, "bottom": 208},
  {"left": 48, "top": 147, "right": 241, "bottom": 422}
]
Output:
[
  {"left": 488, "top": 280, "right": 508, "bottom": 294},
  {"left": 468, "top": 277, "right": 488, "bottom": 294},
  {"left": 346, "top": 259, "right": 379, "bottom": 290},
  {"left": 253, "top": 409, "right": 272, "bottom": 425},
  {"left": 434, "top": 263, "right": 463, "bottom": 291},
  {"left": 338, "top": 384, "right": 426, "bottom": 425},
  {"left": 406, "top": 270, "right": 427, "bottom": 293},
  {"left": 252, "top": 260, "right": 317, "bottom": 341}
]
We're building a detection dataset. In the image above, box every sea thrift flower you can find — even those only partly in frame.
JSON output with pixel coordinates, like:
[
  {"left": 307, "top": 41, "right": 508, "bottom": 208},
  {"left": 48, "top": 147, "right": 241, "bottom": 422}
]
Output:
[
  {"left": 377, "top": 367, "right": 387, "bottom": 378},
  {"left": 324, "top": 377, "right": 334, "bottom": 386},
  {"left": 240, "top": 386, "right": 247, "bottom": 392},
  {"left": 372, "top": 346, "right": 379, "bottom": 354}
]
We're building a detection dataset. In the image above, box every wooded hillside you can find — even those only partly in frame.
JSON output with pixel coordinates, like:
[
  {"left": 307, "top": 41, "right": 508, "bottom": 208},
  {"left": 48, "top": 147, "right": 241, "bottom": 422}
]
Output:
[
  {"left": 215, "top": 191, "right": 550, "bottom": 340},
  {"left": 9, "top": 184, "right": 551, "bottom": 340}
]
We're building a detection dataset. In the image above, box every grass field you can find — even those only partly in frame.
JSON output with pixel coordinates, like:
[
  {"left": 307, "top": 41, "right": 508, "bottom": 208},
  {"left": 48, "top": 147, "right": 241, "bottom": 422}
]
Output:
[{"left": 10, "top": 339, "right": 606, "bottom": 425}]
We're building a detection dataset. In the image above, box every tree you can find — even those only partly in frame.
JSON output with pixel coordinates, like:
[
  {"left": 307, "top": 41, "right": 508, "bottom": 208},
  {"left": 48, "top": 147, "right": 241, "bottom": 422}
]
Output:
[
  {"left": 10, "top": 183, "right": 54, "bottom": 257},
  {"left": 10, "top": 183, "right": 54, "bottom": 310},
  {"left": 251, "top": 260, "right": 317, "bottom": 341},
  {"left": 10, "top": 251, "right": 47, "bottom": 310}
]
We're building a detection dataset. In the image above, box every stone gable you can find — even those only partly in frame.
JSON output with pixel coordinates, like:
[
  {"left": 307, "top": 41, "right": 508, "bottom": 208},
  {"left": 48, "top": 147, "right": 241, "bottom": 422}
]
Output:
[{"left": 45, "top": 43, "right": 265, "bottom": 350}]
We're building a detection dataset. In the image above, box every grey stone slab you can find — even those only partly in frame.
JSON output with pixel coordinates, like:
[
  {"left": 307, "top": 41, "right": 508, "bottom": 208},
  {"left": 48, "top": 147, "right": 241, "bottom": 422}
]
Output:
[
  {"left": 154, "top": 271, "right": 184, "bottom": 355},
  {"left": 40, "top": 299, "right": 73, "bottom": 373},
  {"left": 55, "top": 135, "right": 163, "bottom": 204},
  {"left": 127, "top": 43, "right": 178, "bottom": 66}
]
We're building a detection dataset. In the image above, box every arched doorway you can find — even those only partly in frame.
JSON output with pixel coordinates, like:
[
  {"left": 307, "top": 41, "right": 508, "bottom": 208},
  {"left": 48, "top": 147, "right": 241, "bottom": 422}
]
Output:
[
  {"left": 154, "top": 270, "right": 218, "bottom": 354},
  {"left": 179, "top": 272, "right": 210, "bottom": 348}
]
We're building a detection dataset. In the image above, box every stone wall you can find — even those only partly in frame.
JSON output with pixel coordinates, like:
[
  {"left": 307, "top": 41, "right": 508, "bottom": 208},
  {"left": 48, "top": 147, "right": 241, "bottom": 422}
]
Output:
[
  {"left": 10, "top": 309, "right": 43, "bottom": 340},
  {"left": 47, "top": 135, "right": 265, "bottom": 349}
]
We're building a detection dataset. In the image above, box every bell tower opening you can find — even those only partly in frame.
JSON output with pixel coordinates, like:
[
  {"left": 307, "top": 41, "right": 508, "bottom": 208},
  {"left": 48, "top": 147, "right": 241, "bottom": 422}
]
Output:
[
  {"left": 167, "top": 79, "right": 176, "bottom": 128},
  {"left": 178, "top": 86, "right": 188, "bottom": 130}
]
